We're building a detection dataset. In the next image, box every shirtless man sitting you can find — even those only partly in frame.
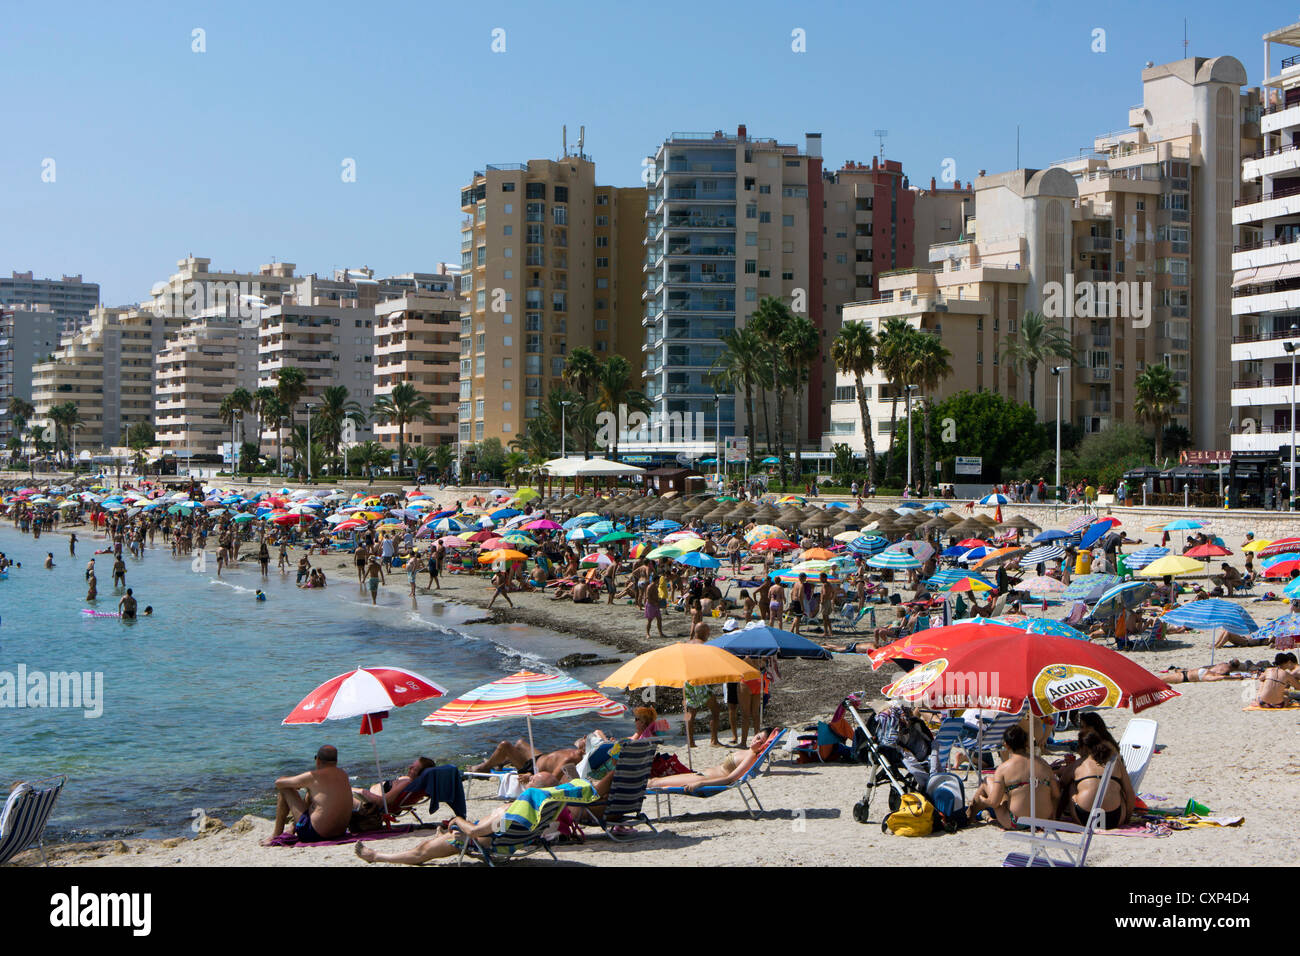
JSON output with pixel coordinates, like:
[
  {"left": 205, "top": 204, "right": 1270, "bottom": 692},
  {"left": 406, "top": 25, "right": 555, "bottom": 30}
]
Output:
[
  {"left": 263, "top": 744, "right": 354, "bottom": 845},
  {"left": 1254, "top": 653, "right": 1300, "bottom": 708}
]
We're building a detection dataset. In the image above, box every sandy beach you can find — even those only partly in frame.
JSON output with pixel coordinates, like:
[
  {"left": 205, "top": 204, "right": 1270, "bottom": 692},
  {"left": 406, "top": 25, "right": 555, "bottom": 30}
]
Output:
[{"left": 6, "top": 481, "right": 1299, "bottom": 867}]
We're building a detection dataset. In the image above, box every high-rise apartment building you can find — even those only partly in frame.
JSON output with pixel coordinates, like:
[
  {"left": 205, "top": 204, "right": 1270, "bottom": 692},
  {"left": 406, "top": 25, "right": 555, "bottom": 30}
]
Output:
[
  {"left": 373, "top": 268, "right": 462, "bottom": 455},
  {"left": 154, "top": 313, "right": 261, "bottom": 457},
  {"left": 0, "top": 272, "right": 99, "bottom": 334},
  {"left": 1230, "top": 21, "right": 1300, "bottom": 458},
  {"left": 457, "top": 155, "right": 646, "bottom": 446},
  {"left": 0, "top": 305, "right": 63, "bottom": 447}
]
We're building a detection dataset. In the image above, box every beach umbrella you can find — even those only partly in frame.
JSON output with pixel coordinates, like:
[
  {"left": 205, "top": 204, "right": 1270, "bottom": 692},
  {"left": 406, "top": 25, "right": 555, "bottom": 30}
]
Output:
[
  {"left": 423, "top": 670, "right": 625, "bottom": 777},
  {"left": 1018, "top": 575, "right": 1066, "bottom": 595},
  {"left": 750, "top": 537, "right": 798, "bottom": 552},
  {"left": 502, "top": 533, "right": 538, "bottom": 548},
  {"left": 1090, "top": 581, "right": 1155, "bottom": 619},
  {"left": 438, "top": 535, "right": 471, "bottom": 548},
  {"left": 676, "top": 551, "right": 721, "bottom": 569},
  {"left": 744, "top": 524, "right": 783, "bottom": 543},
  {"left": 868, "top": 621, "right": 1027, "bottom": 671},
  {"left": 649, "top": 519, "right": 682, "bottom": 532},
  {"left": 846, "top": 534, "right": 888, "bottom": 556},
  {"left": 789, "top": 560, "right": 838, "bottom": 575},
  {"left": 1062, "top": 573, "right": 1121, "bottom": 603},
  {"left": 1256, "top": 614, "right": 1300, "bottom": 649},
  {"left": 977, "top": 493, "right": 1009, "bottom": 505},
  {"left": 645, "top": 543, "right": 687, "bottom": 560},
  {"left": 706, "top": 624, "right": 831, "bottom": 661},
  {"left": 867, "top": 550, "right": 921, "bottom": 570},
  {"left": 598, "top": 531, "right": 637, "bottom": 544},
  {"left": 1124, "top": 547, "right": 1170, "bottom": 571},
  {"left": 629, "top": 543, "right": 653, "bottom": 559},
  {"left": 800, "top": 547, "right": 837, "bottom": 561},
  {"left": 580, "top": 552, "right": 613, "bottom": 569},
  {"left": 957, "top": 546, "right": 993, "bottom": 564},
  {"left": 1260, "top": 554, "right": 1300, "bottom": 579},
  {"left": 761, "top": 456, "right": 780, "bottom": 465},
  {"left": 927, "top": 568, "right": 994, "bottom": 590},
  {"left": 566, "top": 527, "right": 599, "bottom": 542},
  {"left": 1067, "top": 514, "right": 1099, "bottom": 534},
  {"left": 1136, "top": 555, "right": 1203, "bottom": 578},
  {"left": 1020, "top": 544, "right": 1066, "bottom": 567},
  {"left": 478, "top": 549, "right": 528, "bottom": 564},
  {"left": 1258, "top": 537, "right": 1300, "bottom": 558},
  {"left": 663, "top": 530, "right": 704, "bottom": 543},
  {"left": 1163, "top": 519, "right": 1206, "bottom": 531},
  {"left": 284, "top": 666, "right": 448, "bottom": 816},
  {"left": 1031, "top": 529, "right": 1073, "bottom": 545},
  {"left": 1161, "top": 599, "right": 1258, "bottom": 663},
  {"left": 972, "top": 546, "right": 1029, "bottom": 571},
  {"left": 1079, "top": 521, "right": 1113, "bottom": 549},
  {"left": 887, "top": 540, "right": 935, "bottom": 563},
  {"left": 942, "top": 575, "right": 994, "bottom": 593},
  {"left": 1185, "top": 543, "right": 1231, "bottom": 560},
  {"left": 922, "top": 502, "right": 949, "bottom": 513},
  {"left": 1242, "top": 538, "right": 1273, "bottom": 554}
]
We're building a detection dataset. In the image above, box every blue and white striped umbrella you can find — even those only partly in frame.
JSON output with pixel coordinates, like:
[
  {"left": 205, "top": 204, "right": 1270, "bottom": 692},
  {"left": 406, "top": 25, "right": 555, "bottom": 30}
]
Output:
[
  {"left": 1020, "top": 545, "right": 1067, "bottom": 567},
  {"left": 941, "top": 545, "right": 971, "bottom": 559},
  {"left": 1032, "top": 529, "right": 1073, "bottom": 544},
  {"left": 428, "top": 517, "right": 466, "bottom": 534},
  {"left": 957, "top": 546, "right": 994, "bottom": 564},
  {"left": 896, "top": 501, "right": 925, "bottom": 510},
  {"left": 566, "top": 527, "right": 599, "bottom": 542},
  {"left": 1090, "top": 580, "right": 1155, "bottom": 619},
  {"left": 973, "top": 616, "right": 1090, "bottom": 641},
  {"left": 1162, "top": 599, "right": 1257, "bottom": 637},
  {"left": 978, "top": 493, "right": 1009, "bottom": 505},
  {"left": 867, "top": 550, "right": 922, "bottom": 570},
  {"left": 1062, "top": 573, "right": 1121, "bottom": 602},
  {"left": 648, "top": 519, "right": 681, "bottom": 532},
  {"left": 562, "top": 515, "right": 599, "bottom": 530},
  {"left": 1124, "top": 546, "right": 1170, "bottom": 571},
  {"left": 847, "top": 534, "right": 888, "bottom": 556}
]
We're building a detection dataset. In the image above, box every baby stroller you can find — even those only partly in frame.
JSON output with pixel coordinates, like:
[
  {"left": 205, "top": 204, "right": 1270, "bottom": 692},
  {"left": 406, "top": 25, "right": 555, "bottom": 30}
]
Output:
[{"left": 845, "top": 698, "right": 933, "bottom": 824}]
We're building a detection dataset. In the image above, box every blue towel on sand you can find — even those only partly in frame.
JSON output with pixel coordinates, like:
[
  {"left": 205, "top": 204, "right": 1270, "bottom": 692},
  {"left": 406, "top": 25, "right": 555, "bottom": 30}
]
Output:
[{"left": 405, "top": 765, "right": 467, "bottom": 818}]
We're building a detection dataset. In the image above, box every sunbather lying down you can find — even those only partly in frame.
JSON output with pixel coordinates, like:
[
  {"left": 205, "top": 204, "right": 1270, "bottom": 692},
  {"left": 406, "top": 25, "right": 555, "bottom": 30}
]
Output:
[
  {"left": 352, "top": 756, "right": 435, "bottom": 810},
  {"left": 648, "top": 728, "right": 780, "bottom": 792},
  {"left": 1161, "top": 659, "right": 1263, "bottom": 683},
  {"left": 469, "top": 736, "right": 587, "bottom": 782}
]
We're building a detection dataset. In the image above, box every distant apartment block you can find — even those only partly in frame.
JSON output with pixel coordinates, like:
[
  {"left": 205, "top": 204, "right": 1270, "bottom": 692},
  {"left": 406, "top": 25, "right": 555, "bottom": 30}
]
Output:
[
  {"left": 154, "top": 313, "right": 261, "bottom": 457},
  {"left": 0, "top": 305, "right": 63, "bottom": 446},
  {"left": 0, "top": 272, "right": 99, "bottom": 334}
]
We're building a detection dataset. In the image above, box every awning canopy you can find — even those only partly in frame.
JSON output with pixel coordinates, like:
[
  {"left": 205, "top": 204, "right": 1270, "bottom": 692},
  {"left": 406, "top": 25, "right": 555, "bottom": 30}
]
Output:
[{"left": 541, "top": 457, "right": 646, "bottom": 477}]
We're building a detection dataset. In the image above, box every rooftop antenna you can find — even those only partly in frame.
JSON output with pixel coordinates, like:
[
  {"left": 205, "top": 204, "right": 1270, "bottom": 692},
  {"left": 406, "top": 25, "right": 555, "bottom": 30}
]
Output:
[
  {"left": 1183, "top": 18, "right": 1188, "bottom": 57},
  {"left": 562, "top": 124, "right": 567, "bottom": 159},
  {"left": 873, "top": 129, "right": 888, "bottom": 162},
  {"left": 578, "top": 125, "right": 585, "bottom": 159}
]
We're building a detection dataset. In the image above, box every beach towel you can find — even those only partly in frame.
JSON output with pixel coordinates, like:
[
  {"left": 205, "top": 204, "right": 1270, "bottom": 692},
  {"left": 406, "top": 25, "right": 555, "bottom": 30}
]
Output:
[
  {"left": 404, "top": 764, "right": 468, "bottom": 818},
  {"left": 1242, "top": 701, "right": 1300, "bottom": 711},
  {"left": 267, "top": 824, "right": 415, "bottom": 848},
  {"left": 502, "top": 779, "right": 597, "bottom": 832}
]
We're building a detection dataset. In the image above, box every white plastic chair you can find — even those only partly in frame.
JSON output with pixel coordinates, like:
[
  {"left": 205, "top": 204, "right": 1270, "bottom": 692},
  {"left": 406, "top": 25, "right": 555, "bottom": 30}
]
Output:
[
  {"left": 1118, "top": 718, "right": 1158, "bottom": 793},
  {"left": 1002, "top": 757, "right": 1117, "bottom": 867}
]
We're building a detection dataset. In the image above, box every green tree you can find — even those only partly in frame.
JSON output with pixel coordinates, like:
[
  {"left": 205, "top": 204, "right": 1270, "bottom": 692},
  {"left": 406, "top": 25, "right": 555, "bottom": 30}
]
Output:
[
  {"left": 511, "top": 417, "right": 558, "bottom": 466},
  {"left": 831, "top": 443, "right": 855, "bottom": 485},
  {"left": 476, "top": 437, "right": 506, "bottom": 477},
  {"left": 1070, "top": 423, "right": 1153, "bottom": 487},
  {"left": 594, "top": 354, "right": 651, "bottom": 461},
  {"left": 711, "top": 327, "right": 767, "bottom": 465},
  {"left": 563, "top": 347, "right": 602, "bottom": 459},
  {"left": 1000, "top": 311, "right": 1074, "bottom": 418},
  {"left": 543, "top": 385, "right": 585, "bottom": 457},
  {"left": 875, "top": 317, "right": 915, "bottom": 482},
  {"left": 316, "top": 385, "right": 367, "bottom": 473},
  {"left": 219, "top": 387, "right": 254, "bottom": 475},
  {"left": 830, "top": 320, "right": 879, "bottom": 480},
  {"left": 902, "top": 390, "right": 1047, "bottom": 484},
  {"left": 251, "top": 386, "right": 278, "bottom": 460},
  {"left": 908, "top": 332, "right": 954, "bottom": 495},
  {"left": 503, "top": 451, "right": 530, "bottom": 485},
  {"left": 369, "top": 382, "right": 434, "bottom": 475},
  {"left": 782, "top": 315, "right": 820, "bottom": 483},
  {"left": 348, "top": 440, "right": 391, "bottom": 478},
  {"left": 49, "top": 402, "right": 82, "bottom": 468},
  {"left": 1134, "top": 364, "right": 1181, "bottom": 465},
  {"left": 748, "top": 296, "right": 797, "bottom": 484},
  {"left": 260, "top": 394, "right": 289, "bottom": 473},
  {"left": 432, "top": 443, "right": 455, "bottom": 479},
  {"left": 275, "top": 366, "right": 309, "bottom": 453}
]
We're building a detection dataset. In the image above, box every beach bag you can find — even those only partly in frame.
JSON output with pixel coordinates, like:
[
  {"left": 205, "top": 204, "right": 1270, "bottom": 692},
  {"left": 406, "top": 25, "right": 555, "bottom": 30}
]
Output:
[
  {"left": 881, "top": 792, "right": 935, "bottom": 837},
  {"left": 652, "top": 753, "right": 691, "bottom": 777},
  {"left": 349, "top": 802, "right": 386, "bottom": 833},
  {"left": 551, "top": 807, "right": 585, "bottom": 844}
]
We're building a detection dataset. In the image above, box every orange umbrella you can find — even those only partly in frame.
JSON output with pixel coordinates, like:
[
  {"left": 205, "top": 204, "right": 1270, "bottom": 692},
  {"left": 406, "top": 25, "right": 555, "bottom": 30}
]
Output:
[
  {"left": 801, "top": 548, "right": 836, "bottom": 561},
  {"left": 478, "top": 549, "right": 528, "bottom": 564}
]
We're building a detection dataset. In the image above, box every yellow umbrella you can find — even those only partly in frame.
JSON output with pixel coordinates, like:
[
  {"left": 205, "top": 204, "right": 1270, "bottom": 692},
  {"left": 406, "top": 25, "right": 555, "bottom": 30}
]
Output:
[
  {"left": 478, "top": 549, "right": 528, "bottom": 564},
  {"left": 671, "top": 537, "right": 707, "bottom": 553},
  {"left": 646, "top": 543, "right": 687, "bottom": 560},
  {"left": 1136, "top": 555, "right": 1204, "bottom": 578},
  {"left": 1242, "top": 539, "right": 1272, "bottom": 553},
  {"left": 599, "top": 642, "right": 758, "bottom": 691},
  {"left": 513, "top": 488, "right": 540, "bottom": 501}
]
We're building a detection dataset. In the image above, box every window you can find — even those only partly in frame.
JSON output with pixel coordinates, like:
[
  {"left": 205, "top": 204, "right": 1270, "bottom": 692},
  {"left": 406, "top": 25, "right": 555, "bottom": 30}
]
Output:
[
  {"left": 553, "top": 205, "right": 567, "bottom": 225},
  {"left": 503, "top": 225, "right": 512, "bottom": 236},
  {"left": 745, "top": 259, "right": 757, "bottom": 274},
  {"left": 782, "top": 241, "right": 794, "bottom": 253},
  {"left": 504, "top": 203, "right": 512, "bottom": 214},
  {"left": 595, "top": 319, "right": 608, "bottom": 330},
  {"left": 502, "top": 379, "right": 512, "bottom": 390},
  {"left": 596, "top": 194, "right": 608, "bottom": 205},
  {"left": 746, "top": 204, "right": 758, "bottom": 219},
  {"left": 1135, "top": 200, "right": 1145, "bottom": 211},
  {"left": 475, "top": 356, "right": 485, "bottom": 375},
  {"left": 502, "top": 335, "right": 512, "bottom": 347},
  {"left": 595, "top": 236, "right": 609, "bottom": 247},
  {"left": 835, "top": 253, "right": 847, "bottom": 264},
  {"left": 595, "top": 215, "right": 608, "bottom": 226},
  {"left": 746, "top": 232, "right": 757, "bottom": 246},
  {"left": 745, "top": 288, "right": 757, "bottom": 301},
  {"left": 595, "top": 257, "right": 609, "bottom": 268},
  {"left": 782, "top": 270, "right": 794, "bottom": 281},
  {"left": 526, "top": 183, "right": 546, "bottom": 199},
  {"left": 475, "top": 399, "right": 485, "bottom": 417},
  {"left": 758, "top": 184, "right": 770, "bottom": 194},
  {"left": 784, "top": 160, "right": 799, "bottom": 167},
  {"left": 475, "top": 422, "right": 484, "bottom": 440},
  {"left": 526, "top": 202, "right": 544, "bottom": 222},
  {"left": 834, "top": 385, "right": 855, "bottom": 402},
  {"left": 502, "top": 182, "right": 515, "bottom": 192},
  {"left": 758, "top": 268, "right": 770, "bottom": 278},
  {"left": 977, "top": 352, "right": 983, "bottom": 365},
  {"left": 502, "top": 402, "right": 511, "bottom": 412},
  {"left": 595, "top": 278, "right": 608, "bottom": 289},
  {"left": 782, "top": 214, "right": 794, "bottom": 227},
  {"left": 759, "top": 211, "right": 771, "bottom": 223},
  {"left": 554, "top": 186, "right": 568, "bottom": 203},
  {"left": 476, "top": 332, "right": 486, "bottom": 351}
]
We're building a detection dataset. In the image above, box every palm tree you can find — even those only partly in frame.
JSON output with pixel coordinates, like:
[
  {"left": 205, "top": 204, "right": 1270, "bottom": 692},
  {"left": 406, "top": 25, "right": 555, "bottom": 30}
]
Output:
[
  {"left": 783, "top": 315, "right": 820, "bottom": 484},
  {"left": 409, "top": 444, "right": 435, "bottom": 478},
  {"left": 876, "top": 317, "right": 914, "bottom": 482},
  {"left": 251, "top": 386, "right": 277, "bottom": 461},
  {"left": 907, "top": 332, "right": 954, "bottom": 495},
  {"left": 432, "top": 443, "right": 455, "bottom": 480},
  {"left": 1134, "top": 364, "right": 1180, "bottom": 465},
  {"left": 260, "top": 394, "right": 288, "bottom": 473},
  {"left": 1001, "top": 311, "right": 1074, "bottom": 417},
  {"left": 711, "top": 327, "right": 765, "bottom": 466},
  {"left": 7, "top": 396, "right": 34, "bottom": 463},
  {"left": 219, "top": 388, "right": 253, "bottom": 474},
  {"left": 503, "top": 451, "right": 530, "bottom": 485},
  {"left": 543, "top": 385, "right": 585, "bottom": 456},
  {"left": 316, "top": 385, "right": 367, "bottom": 473},
  {"left": 511, "top": 417, "right": 557, "bottom": 466},
  {"left": 49, "top": 402, "right": 81, "bottom": 468},
  {"left": 275, "top": 366, "right": 309, "bottom": 457},
  {"left": 369, "top": 382, "right": 434, "bottom": 475},
  {"left": 348, "top": 440, "right": 391, "bottom": 479},
  {"left": 563, "top": 348, "right": 602, "bottom": 459},
  {"left": 594, "top": 355, "right": 651, "bottom": 461},
  {"left": 749, "top": 296, "right": 797, "bottom": 484},
  {"left": 830, "top": 321, "right": 879, "bottom": 481}
]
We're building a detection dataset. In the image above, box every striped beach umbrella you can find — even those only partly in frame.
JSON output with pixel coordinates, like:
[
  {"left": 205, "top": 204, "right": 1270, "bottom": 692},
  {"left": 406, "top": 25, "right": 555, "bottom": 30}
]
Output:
[
  {"left": 972, "top": 616, "right": 1089, "bottom": 641},
  {"left": 867, "top": 550, "right": 922, "bottom": 570},
  {"left": 1124, "top": 546, "right": 1170, "bottom": 571},
  {"left": 1261, "top": 554, "right": 1300, "bottom": 579},
  {"left": 1256, "top": 614, "right": 1300, "bottom": 650},
  {"left": 927, "top": 568, "right": 994, "bottom": 591},
  {"left": 1020, "top": 544, "right": 1066, "bottom": 567},
  {"left": 1018, "top": 575, "right": 1066, "bottom": 594},
  {"left": 1067, "top": 514, "right": 1098, "bottom": 534},
  {"left": 1259, "top": 537, "right": 1300, "bottom": 558},
  {"left": 1161, "top": 599, "right": 1257, "bottom": 637},
  {"left": 847, "top": 534, "right": 888, "bottom": 556},
  {"left": 1062, "top": 573, "right": 1121, "bottom": 602},
  {"left": 978, "top": 493, "right": 1009, "bottom": 505},
  {"left": 1032, "top": 529, "right": 1073, "bottom": 544},
  {"left": 1090, "top": 580, "right": 1155, "bottom": 619},
  {"left": 423, "top": 670, "right": 625, "bottom": 769}
]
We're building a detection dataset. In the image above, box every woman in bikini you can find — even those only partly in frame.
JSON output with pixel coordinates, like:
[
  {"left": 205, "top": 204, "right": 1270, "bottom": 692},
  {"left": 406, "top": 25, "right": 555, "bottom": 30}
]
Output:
[
  {"left": 1060, "top": 731, "right": 1129, "bottom": 829},
  {"left": 1254, "top": 653, "right": 1300, "bottom": 707},
  {"left": 648, "top": 728, "right": 781, "bottom": 791},
  {"left": 967, "top": 725, "right": 1059, "bottom": 830}
]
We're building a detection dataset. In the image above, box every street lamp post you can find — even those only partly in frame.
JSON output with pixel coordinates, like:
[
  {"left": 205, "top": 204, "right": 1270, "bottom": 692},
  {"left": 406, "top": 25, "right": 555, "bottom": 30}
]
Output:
[
  {"left": 1051, "top": 365, "right": 1066, "bottom": 501},
  {"left": 231, "top": 411, "right": 241, "bottom": 478},
  {"left": 560, "top": 400, "right": 572, "bottom": 459},
  {"left": 905, "top": 385, "right": 918, "bottom": 492},
  {"left": 714, "top": 395, "right": 722, "bottom": 490},
  {"left": 279, "top": 416, "right": 287, "bottom": 476}
]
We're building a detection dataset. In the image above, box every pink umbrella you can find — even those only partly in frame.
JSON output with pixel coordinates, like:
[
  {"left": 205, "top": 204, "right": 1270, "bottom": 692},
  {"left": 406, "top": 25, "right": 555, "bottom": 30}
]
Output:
[
  {"left": 437, "top": 535, "right": 471, "bottom": 548},
  {"left": 283, "top": 666, "right": 448, "bottom": 816},
  {"left": 481, "top": 536, "right": 509, "bottom": 551},
  {"left": 524, "top": 519, "right": 562, "bottom": 531}
]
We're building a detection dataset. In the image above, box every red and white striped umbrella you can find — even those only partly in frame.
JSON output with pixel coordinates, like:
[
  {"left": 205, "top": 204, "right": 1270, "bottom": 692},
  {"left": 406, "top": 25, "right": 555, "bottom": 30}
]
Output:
[{"left": 283, "top": 666, "right": 448, "bottom": 816}]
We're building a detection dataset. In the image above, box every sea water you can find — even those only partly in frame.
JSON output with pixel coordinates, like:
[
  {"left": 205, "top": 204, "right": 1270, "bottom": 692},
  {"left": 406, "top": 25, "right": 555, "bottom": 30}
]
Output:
[{"left": 0, "top": 525, "right": 632, "bottom": 841}]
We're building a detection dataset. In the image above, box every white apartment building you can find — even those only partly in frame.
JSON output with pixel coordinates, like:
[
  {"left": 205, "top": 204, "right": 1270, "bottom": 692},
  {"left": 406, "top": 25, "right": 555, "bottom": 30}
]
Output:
[
  {"left": 1230, "top": 22, "right": 1300, "bottom": 455},
  {"left": 154, "top": 313, "right": 261, "bottom": 457},
  {"left": 0, "top": 305, "right": 62, "bottom": 447}
]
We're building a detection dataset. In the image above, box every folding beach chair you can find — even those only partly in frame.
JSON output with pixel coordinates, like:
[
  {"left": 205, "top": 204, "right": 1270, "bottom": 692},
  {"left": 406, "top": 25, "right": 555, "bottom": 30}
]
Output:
[
  {"left": 387, "top": 764, "right": 466, "bottom": 825},
  {"left": 0, "top": 776, "right": 65, "bottom": 866},
  {"left": 960, "top": 711, "right": 1022, "bottom": 778},
  {"left": 928, "top": 716, "right": 968, "bottom": 774},
  {"left": 650, "top": 729, "right": 788, "bottom": 820},
  {"left": 456, "top": 780, "right": 597, "bottom": 867},
  {"left": 1001, "top": 757, "right": 1117, "bottom": 867},
  {"left": 577, "top": 739, "right": 659, "bottom": 840},
  {"left": 1117, "top": 718, "right": 1158, "bottom": 793}
]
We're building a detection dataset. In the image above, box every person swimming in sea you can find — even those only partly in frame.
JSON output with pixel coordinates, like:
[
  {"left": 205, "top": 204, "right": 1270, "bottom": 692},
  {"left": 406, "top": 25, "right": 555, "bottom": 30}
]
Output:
[{"left": 255, "top": 589, "right": 267, "bottom": 602}]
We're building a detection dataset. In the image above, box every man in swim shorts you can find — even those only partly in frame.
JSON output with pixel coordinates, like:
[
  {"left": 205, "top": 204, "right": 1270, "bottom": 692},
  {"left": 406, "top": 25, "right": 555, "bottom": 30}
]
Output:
[
  {"left": 365, "top": 555, "right": 385, "bottom": 605},
  {"left": 262, "top": 745, "right": 353, "bottom": 845},
  {"left": 118, "top": 588, "right": 138, "bottom": 620}
]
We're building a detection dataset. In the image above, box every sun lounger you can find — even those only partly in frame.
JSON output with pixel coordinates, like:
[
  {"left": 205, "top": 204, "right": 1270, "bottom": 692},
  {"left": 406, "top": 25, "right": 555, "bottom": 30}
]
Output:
[
  {"left": 1002, "top": 757, "right": 1117, "bottom": 867},
  {"left": 960, "top": 711, "right": 1022, "bottom": 778},
  {"left": 456, "top": 779, "right": 597, "bottom": 867},
  {"left": 649, "top": 729, "right": 788, "bottom": 820},
  {"left": 388, "top": 764, "right": 467, "bottom": 825},
  {"left": 577, "top": 739, "right": 659, "bottom": 840},
  {"left": 1117, "top": 718, "right": 1157, "bottom": 793},
  {"left": 0, "top": 776, "right": 65, "bottom": 865}
]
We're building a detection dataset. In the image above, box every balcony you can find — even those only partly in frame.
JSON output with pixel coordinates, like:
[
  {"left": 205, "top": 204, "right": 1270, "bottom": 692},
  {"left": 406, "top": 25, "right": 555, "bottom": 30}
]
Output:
[
  {"left": 1233, "top": 184, "right": 1300, "bottom": 226},
  {"left": 1079, "top": 366, "right": 1112, "bottom": 383},
  {"left": 664, "top": 215, "right": 737, "bottom": 231}
]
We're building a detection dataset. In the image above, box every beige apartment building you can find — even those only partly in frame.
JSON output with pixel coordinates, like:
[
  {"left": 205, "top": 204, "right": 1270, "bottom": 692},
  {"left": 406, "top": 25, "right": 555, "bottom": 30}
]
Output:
[
  {"left": 373, "top": 269, "right": 462, "bottom": 456},
  {"left": 154, "top": 313, "right": 261, "bottom": 457},
  {"left": 828, "top": 54, "right": 1256, "bottom": 457},
  {"left": 458, "top": 155, "right": 646, "bottom": 447},
  {"left": 32, "top": 306, "right": 184, "bottom": 451}
]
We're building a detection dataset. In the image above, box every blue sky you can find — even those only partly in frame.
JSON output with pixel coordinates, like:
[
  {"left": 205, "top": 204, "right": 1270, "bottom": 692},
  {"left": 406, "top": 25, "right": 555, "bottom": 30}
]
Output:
[{"left": 0, "top": 0, "right": 1284, "bottom": 305}]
